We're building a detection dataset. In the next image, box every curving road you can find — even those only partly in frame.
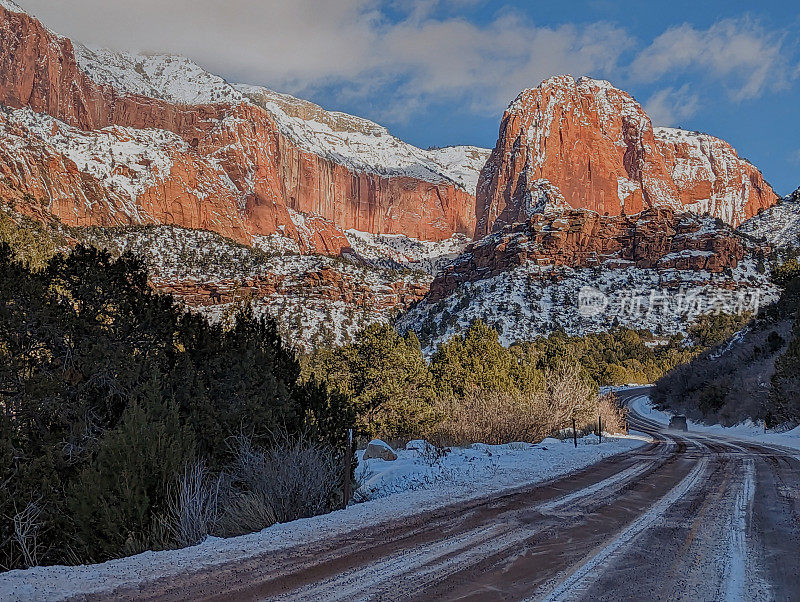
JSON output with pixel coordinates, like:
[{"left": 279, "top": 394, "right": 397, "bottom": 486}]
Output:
[{"left": 103, "top": 387, "right": 800, "bottom": 601}]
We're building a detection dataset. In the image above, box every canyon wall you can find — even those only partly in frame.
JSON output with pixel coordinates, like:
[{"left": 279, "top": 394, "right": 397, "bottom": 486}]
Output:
[{"left": 0, "top": 3, "right": 477, "bottom": 252}]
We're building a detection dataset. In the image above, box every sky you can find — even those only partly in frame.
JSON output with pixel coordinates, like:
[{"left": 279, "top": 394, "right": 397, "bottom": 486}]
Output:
[{"left": 15, "top": 0, "right": 800, "bottom": 195}]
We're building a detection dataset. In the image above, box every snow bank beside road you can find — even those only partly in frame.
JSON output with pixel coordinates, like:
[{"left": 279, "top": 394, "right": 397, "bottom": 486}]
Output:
[
  {"left": 355, "top": 436, "right": 647, "bottom": 502},
  {"left": 631, "top": 395, "right": 800, "bottom": 452},
  {"left": 0, "top": 435, "right": 648, "bottom": 601}
]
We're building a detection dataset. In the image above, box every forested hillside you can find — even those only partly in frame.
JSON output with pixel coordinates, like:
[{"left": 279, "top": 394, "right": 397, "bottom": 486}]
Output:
[
  {"left": 0, "top": 243, "right": 351, "bottom": 569},
  {"left": 654, "top": 257, "right": 800, "bottom": 426}
]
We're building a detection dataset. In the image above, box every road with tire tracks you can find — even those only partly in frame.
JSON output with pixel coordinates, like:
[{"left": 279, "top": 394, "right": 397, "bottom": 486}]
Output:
[{"left": 100, "top": 387, "right": 800, "bottom": 601}]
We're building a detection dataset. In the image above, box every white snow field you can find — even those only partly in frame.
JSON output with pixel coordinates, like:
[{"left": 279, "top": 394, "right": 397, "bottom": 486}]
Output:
[{"left": 0, "top": 435, "right": 648, "bottom": 601}]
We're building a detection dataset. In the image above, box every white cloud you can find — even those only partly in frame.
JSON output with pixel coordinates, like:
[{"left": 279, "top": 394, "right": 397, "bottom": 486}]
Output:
[
  {"left": 645, "top": 84, "right": 701, "bottom": 126},
  {"left": 632, "top": 18, "right": 796, "bottom": 101},
  {"left": 18, "top": 0, "right": 385, "bottom": 91},
  {"left": 16, "top": 0, "right": 631, "bottom": 119},
  {"left": 13, "top": 2, "right": 799, "bottom": 128}
]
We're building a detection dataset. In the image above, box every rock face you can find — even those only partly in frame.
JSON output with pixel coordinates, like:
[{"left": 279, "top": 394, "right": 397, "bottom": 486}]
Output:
[
  {"left": 475, "top": 76, "right": 778, "bottom": 236},
  {"left": 0, "top": 4, "right": 482, "bottom": 253},
  {"left": 432, "top": 208, "right": 751, "bottom": 302},
  {"left": 399, "top": 207, "right": 775, "bottom": 352}
]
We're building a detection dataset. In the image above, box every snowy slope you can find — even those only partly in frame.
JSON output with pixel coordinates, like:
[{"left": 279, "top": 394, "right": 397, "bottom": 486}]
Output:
[
  {"left": 344, "top": 230, "right": 469, "bottom": 275},
  {"left": 426, "top": 146, "right": 491, "bottom": 195},
  {"left": 398, "top": 259, "right": 778, "bottom": 354},
  {"left": 0, "top": 434, "right": 647, "bottom": 601},
  {"left": 74, "top": 45, "right": 242, "bottom": 105},
  {"left": 70, "top": 44, "right": 489, "bottom": 189},
  {"left": 78, "top": 225, "right": 431, "bottom": 350},
  {"left": 0, "top": 0, "right": 24, "bottom": 14},
  {"left": 7, "top": 107, "right": 183, "bottom": 203},
  {"left": 738, "top": 190, "right": 800, "bottom": 248},
  {"left": 238, "top": 84, "right": 487, "bottom": 187}
]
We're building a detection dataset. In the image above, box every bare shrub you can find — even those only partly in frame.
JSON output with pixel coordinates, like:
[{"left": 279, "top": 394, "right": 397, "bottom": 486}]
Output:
[
  {"left": 229, "top": 433, "right": 340, "bottom": 523},
  {"left": 598, "top": 393, "right": 628, "bottom": 434},
  {"left": 542, "top": 363, "right": 596, "bottom": 434},
  {"left": 430, "top": 363, "right": 599, "bottom": 445},
  {"left": 214, "top": 491, "right": 276, "bottom": 538},
  {"left": 169, "top": 461, "right": 221, "bottom": 547},
  {"left": 13, "top": 500, "right": 42, "bottom": 568},
  {"left": 417, "top": 441, "right": 449, "bottom": 467}
]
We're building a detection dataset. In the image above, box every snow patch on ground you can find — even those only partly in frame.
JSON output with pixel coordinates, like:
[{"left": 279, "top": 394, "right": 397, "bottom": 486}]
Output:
[
  {"left": 0, "top": 435, "right": 648, "bottom": 601},
  {"left": 354, "top": 436, "right": 647, "bottom": 502}
]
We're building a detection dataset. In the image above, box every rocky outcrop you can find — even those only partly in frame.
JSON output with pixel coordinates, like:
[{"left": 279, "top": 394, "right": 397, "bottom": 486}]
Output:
[
  {"left": 655, "top": 127, "right": 777, "bottom": 226},
  {"left": 476, "top": 76, "right": 778, "bottom": 236},
  {"left": 432, "top": 208, "right": 756, "bottom": 302},
  {"left": 152, "top": 270, "right": 427, "bottom": 310},
  {"left": 0, "top": 4, "right": 478, "bottom": 253}
]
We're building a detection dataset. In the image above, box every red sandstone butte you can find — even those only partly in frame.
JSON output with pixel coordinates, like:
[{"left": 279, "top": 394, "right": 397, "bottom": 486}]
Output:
[{"left": 475, "top": 76, "right": 778, "bottom": 237}]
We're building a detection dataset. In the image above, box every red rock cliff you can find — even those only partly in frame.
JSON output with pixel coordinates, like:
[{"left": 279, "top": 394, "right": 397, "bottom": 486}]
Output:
[
  {"left": 0, "top": 4, "right": 475, "bottom": 252},
  {"left": 433, "top": 208, "right": 757, "bottom": 302},
  {"left": 475, "top": 76, "right": 778, "bottom": 236}
]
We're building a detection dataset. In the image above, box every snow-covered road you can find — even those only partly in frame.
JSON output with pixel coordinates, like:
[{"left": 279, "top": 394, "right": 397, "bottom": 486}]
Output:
[{"left": 5, "top": 388, "right": 800, "bottom": 600}]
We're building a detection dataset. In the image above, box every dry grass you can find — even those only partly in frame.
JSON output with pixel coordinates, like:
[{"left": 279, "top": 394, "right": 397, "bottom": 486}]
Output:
[
  {"left": 429, "top": 364, "right": 600, "bottom": 445},
  {"left": 598, "top": 393, "right": 628, "bottom": 434}
]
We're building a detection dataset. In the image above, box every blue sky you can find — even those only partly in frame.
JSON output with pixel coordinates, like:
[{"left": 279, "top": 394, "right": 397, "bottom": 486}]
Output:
[{"left": 19, "top": 0, "right": 800, "bottom": 194}]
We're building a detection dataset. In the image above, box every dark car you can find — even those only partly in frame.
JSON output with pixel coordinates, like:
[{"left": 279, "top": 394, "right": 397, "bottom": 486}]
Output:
[{"left": 669, "top": 415, "right": 688, "bottom": 432}]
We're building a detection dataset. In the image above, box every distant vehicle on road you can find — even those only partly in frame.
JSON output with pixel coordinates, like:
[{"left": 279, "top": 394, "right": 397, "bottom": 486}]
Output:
[{"left": 669, "top": 415, "right": 688, "bottom": 431}]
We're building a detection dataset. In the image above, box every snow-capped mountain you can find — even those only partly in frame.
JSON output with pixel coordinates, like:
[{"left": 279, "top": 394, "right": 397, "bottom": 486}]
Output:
[
  {"left": 0, "top": 2, "right": 488, "bottom": 254},
  {"left": 0, "top": 1, "right": 790, "bottom": 353}
]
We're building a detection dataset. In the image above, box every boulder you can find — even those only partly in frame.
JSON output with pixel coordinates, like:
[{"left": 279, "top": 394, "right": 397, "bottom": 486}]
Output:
[{"left": 363, "top": 439, "right": 398, "bottom": 461}]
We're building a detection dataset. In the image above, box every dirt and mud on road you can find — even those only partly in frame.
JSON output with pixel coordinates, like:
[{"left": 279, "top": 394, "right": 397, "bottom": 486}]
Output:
[{"left": 101, "top": 388, "right": 800, "bottom": 601}]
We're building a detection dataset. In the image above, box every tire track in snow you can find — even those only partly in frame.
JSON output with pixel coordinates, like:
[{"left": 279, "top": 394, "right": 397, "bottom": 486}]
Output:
[
  {"left": 536, "top": 456, "right": 710, "bottom": 602},
  {"left": 271, "top": 458, "right": 666, "bottom": 601},
  {"left": 723, "top": 458, "right": 769, "bottom": 601}
]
